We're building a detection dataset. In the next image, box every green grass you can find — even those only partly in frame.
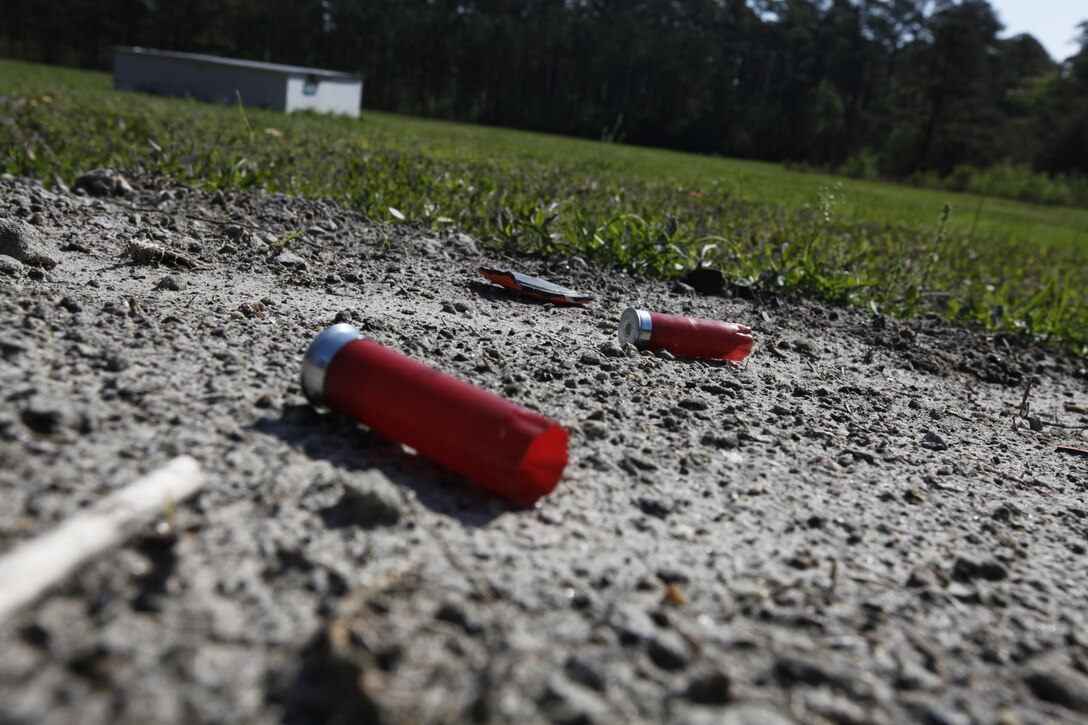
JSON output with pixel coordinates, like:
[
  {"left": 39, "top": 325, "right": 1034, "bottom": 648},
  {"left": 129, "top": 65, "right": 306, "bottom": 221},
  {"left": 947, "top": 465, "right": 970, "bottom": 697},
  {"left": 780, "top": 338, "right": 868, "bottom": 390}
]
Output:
[{"left": 3, "top": 58, "right": 1087, "bottom": 353}]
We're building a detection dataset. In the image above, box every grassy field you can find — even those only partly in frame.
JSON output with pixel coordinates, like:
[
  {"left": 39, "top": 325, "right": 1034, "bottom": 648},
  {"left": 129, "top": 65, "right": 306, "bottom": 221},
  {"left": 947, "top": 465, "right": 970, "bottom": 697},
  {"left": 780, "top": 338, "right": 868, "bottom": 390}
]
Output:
[{"left": 3, "top": 58, "right": 1086, "bottom": 353}]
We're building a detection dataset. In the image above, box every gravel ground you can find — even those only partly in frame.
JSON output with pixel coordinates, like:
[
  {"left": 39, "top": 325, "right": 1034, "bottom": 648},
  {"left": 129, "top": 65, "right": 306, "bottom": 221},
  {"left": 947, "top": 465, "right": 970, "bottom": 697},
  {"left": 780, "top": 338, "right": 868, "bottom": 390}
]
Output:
[{"left": 1, "top": 172, "right": 1087, "bottom": 724}]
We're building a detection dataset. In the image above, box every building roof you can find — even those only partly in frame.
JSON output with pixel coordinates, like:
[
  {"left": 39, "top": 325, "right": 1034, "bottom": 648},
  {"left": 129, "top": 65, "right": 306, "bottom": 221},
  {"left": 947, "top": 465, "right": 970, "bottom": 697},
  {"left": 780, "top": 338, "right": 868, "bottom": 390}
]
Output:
[{"left": 114, "top": 46, "right": 360, "bottom": 81}]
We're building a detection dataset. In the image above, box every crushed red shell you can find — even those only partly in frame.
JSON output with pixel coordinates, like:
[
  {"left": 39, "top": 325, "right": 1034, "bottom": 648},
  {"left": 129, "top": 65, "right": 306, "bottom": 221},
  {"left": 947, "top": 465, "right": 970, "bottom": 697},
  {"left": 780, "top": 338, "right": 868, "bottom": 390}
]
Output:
[{"left": 477, "top": 266, "right": 593, "bottom": 305}]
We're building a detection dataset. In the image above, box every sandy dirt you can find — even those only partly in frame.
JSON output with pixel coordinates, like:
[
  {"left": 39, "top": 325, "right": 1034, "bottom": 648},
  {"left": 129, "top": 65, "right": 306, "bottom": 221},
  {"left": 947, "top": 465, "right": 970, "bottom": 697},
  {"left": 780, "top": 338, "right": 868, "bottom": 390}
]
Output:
[{"left": 1, "top": 173, "right": 1087, "bottom": 724}]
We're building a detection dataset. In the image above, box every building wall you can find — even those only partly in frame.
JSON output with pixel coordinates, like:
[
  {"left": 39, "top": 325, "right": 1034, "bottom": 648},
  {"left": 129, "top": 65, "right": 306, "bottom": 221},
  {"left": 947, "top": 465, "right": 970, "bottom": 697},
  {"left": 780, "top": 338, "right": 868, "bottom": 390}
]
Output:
[
  {"left": 115, "top": 52, "right": 288, "bottom": 111},
  {"left": 284, "top": 75, "right": 362, "bottom": 117}
]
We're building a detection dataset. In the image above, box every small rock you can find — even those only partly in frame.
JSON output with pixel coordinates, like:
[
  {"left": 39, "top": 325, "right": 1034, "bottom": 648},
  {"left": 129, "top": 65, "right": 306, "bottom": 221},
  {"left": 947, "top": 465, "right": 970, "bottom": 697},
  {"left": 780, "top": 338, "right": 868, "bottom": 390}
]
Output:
[
  {"left": 637, "top": 497, "right": 672, "bottom": 519},
  {"left": 537, "top": 676, "right": 608, "bottom": 724},
  {"left": 321, "top": 470, "right": 401, "bottom": 528},
  {"left": 579, "top": 352, "right": 601, "bottom": 366},
  {"left": 0, "top": 340, "right": 28, "bottom": 360},
  {"left": 273, "top": 250, "right": 307, "bottom": 269},
  {"left": 621, "top": 454, "right": 658, "bottom": 473},
  {"left": 453, "top": 300, "right": 472, "bottom": 313},
  {"left": 656, "top": 569, "right": 690, "bottom": 585},
  {"left": 647, "top": 631, "right": 692, "bottom": 671},
  {"left": 103, "top": 352, "right": 130, "bottom": 372},
  {"left": 678, "top": 398, "right": 709, "bottom": 411},
  {"left": 946, "top": 582, "right": 981, "bottom": 604},
  {"left": 583, "top": 421, "right": 608, "bottom": 441},
  {"left": 903, "top": 487, "right": 926, "bottom": 504},
  {"left": 568, "top": 256, "right": 588, "bottom": 270},
  {"left": 610, "top": 604, "right": 656, "bottom": 646},
  {"left": 238, "top": 300, "right": 266, "bottom": 318},
  {"left": 774, "top": 655, "right": 862, "bottom": 698},
  {"left": 685, "top": 669, "right": 732, "bottom": 705},
  {"left": 1027, "top": 416, "right": 1044, "bottom": 432},
  {"left": 565, "top": 656, "right": 606, "bottom": 692},
  {"left": 1023, "top": 664, "right": 1088, "bottom": 714},
  {"left": 0, "top": 219, "right": 58, "bottom": 269},
  {"left": 21, "top": 395, "right": 82, "bottom": 434},
  {"left": 434, "top": 601, "right": 482, "bottom": 634},
  {"left": 702, "top": 381, "right": 741, "bottom": 395},
  {"left": 566, "top": 589, "right": 591, "bottom": 610},
  {"left": 73, "top": 168, "right": 133, "bottom": 197},
  {"left": 786, "top": 550, "right": 818, "bottom": 570},
  {"left": 154, "top": 275, "right": 183, "bottom": 291},
  {"left": 655, "top": 349, "right": 676, "bottom": 361},
  {"left": 452, "top": 232, "right": 479, "bottom": 256},
  {"left": 920, "top": 431, "right": 948, "bottom": 451},
  {"left": 671, "top": 281, "right": 696, "bottom": 295},
  {"left": 598, "top": 340, "right": 625, "bottom": 359},
  {"left": 0, "top": 255, "right": 25, "bottom": 277},
  {"left": 701, "top": 432, "right": 740, "bottom": 450},
  {"left": 951, "top": 556, "right": 1008, "bottom": 582}
]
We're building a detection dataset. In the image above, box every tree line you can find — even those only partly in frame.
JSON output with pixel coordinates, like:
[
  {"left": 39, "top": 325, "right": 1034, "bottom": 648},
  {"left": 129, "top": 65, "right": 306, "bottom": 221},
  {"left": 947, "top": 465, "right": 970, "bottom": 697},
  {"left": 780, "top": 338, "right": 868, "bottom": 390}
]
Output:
[{"left": 3, "top": 0, "right": 1087, "bottom": 190}]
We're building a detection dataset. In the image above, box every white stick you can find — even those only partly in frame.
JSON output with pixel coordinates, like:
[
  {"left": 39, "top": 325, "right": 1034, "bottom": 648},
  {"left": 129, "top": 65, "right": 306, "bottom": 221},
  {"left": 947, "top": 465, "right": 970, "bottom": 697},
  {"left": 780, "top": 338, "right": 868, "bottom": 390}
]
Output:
[{"left": 0, "top": 455, "right": 204, "bottom": 625}]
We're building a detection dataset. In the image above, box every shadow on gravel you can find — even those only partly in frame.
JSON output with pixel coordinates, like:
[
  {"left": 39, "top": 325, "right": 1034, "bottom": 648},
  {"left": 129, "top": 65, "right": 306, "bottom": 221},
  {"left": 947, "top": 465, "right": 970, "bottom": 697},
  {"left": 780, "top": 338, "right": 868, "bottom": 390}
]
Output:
[
  {"left": 251, "top": 404, "right": 504, "bottom": 527},
  {"left": 269, "top": 627, "right": 383, "bottom": 725}
]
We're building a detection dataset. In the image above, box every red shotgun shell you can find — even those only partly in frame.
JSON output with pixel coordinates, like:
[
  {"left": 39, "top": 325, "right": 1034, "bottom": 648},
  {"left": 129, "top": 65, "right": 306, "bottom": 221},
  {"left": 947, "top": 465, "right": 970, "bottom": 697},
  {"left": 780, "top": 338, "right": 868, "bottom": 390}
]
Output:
[
  {"left": 618, "top": 307, "right": 753, "bottom": 361},
  {"left": 301, "top": 324, "right": 569, "bottom": 507}
]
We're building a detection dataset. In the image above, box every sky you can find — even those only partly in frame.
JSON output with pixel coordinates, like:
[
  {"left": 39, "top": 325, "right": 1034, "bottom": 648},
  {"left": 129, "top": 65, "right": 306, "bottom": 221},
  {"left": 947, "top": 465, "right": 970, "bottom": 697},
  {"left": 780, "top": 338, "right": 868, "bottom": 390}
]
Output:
[{"left": 987, "top": 0, "right": 1086, "bottom": 61}]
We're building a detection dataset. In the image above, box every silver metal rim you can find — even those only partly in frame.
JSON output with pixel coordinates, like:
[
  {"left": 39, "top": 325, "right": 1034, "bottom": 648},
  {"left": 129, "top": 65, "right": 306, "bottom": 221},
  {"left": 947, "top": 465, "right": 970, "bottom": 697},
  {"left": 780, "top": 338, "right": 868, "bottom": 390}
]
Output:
[
  {"left": 618, "top": 307, "right": 652, "bottom": 348},
  {"left": 300, "top": 323, "right": 364, "bottom": 408}
]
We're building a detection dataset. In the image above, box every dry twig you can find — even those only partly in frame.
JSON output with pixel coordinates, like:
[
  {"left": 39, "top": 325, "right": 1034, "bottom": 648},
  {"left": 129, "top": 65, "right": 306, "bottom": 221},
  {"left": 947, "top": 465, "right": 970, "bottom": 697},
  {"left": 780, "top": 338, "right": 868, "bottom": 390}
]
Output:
[
  {"left": 124, "top": 238, "right": 205, "bottom": 269},
  {"left": 0, "top": 456, "right": 204, "bottom": 624}
]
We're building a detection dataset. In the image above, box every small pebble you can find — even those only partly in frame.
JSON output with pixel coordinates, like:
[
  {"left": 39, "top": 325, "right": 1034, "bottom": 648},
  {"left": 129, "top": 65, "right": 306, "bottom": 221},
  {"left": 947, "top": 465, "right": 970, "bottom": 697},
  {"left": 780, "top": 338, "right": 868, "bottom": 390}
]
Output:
[
  {"left": 0, "top": 255, "right": 25, "bottom": 276},
  {"left": 637, "top": 497, "right": 672, "bottom": 519},
  {"left": 685, "top": 669, "right": 732, "bottom": 705},
  {"left": 951, "top": 556, "right": 1008, "bottom": 582},
  {"left": 646, "top": 631, "right": 691, "bottom": 671},
  {"left": 671, "top": 281, "right": 695, "bottom": 295},
  {"left": 565, "top": 656, "right": 606, "bottom": 692},
  {"left": 273, "top": 250, "right": 307, "bottom": 269},
  {"left": 583, "top": 421, "right": 608, "bottom": 440},
  {"left": 321, "top": 471, "right": 401, "bottom": 529},
  {"left": 921, "top": 431, "right": 949, "bottom": 451},
  {"left": 598, "top": 340, "right": 624, "bottom": 358},
  {"left": 154, "top": 275, "right": 183, "bottom": 291},
  {"left": 0, "top": 218, "right": 58, "bottom": 269},
  {"left": 73, "top": 168, "right": 134, "bottom": 197},
  {"left": 1023, "top": 664, "right": 1088, "bottom": 714}
]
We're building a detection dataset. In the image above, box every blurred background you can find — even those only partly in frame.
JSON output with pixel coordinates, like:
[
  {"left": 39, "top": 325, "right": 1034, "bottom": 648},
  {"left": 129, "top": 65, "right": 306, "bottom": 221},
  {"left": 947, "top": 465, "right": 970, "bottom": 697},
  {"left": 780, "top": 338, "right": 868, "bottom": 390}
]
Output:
[{"left": 2, "top": 0, "right": 1086, "bottom": 184}]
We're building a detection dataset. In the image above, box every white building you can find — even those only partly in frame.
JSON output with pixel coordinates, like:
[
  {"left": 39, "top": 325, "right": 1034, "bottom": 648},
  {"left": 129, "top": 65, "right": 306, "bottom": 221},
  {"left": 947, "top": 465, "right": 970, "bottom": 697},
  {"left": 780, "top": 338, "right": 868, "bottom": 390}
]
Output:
[{"left": 113, "top": 47, "right": 362, "bottom": 117}]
